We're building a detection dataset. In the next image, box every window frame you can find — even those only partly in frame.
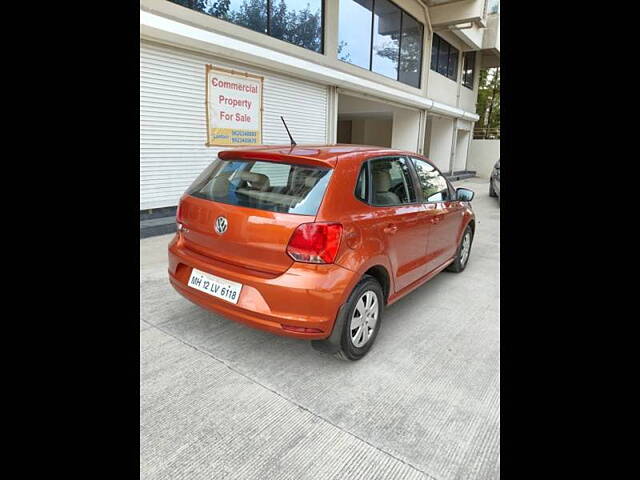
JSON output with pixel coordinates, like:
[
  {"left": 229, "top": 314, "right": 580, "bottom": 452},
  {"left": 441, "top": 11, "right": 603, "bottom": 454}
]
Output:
[
  {"left": 169, "top": 0, "right": 325, "bottom": 54},
  {"left": 462, "top": 51, "right": 476, "bottom": 90},
  {"left": 430, "top": 33, "right": 460, "bottom": 82},
  {"left": 353, "top": 160, "right": 370, "bottom": 205},
  {"left": 356, "top": 156, "right": 422, "bottom": 207},
  {"left": 339, "top": 0, "right": 424, "bottom": 88},
  {"left": 408, "top": 156, "right": 457, "bottom": 203}
]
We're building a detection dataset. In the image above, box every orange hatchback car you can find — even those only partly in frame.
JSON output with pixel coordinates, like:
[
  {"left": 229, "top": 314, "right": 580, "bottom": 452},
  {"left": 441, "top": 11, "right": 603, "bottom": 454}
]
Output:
[{"left": 169, "top": 145, "right": 475, "bottom": 360}]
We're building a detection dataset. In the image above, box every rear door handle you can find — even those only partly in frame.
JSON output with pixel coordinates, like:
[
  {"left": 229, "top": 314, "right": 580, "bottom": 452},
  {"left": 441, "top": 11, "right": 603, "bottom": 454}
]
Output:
[
  {"left": 383, "top": 224, "right": 398, "bottom": 234},
  {"left": 431, "top": 215, "right": 442, "bottom": 224}
]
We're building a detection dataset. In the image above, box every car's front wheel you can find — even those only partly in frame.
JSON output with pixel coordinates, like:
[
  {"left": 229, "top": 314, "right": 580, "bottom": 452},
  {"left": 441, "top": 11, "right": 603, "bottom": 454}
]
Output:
[
  {"left": 446, "top": 225, "right": 473, "bottom": 273},
  {"left": 489, "top": 180, "right": 497, "bottom": 197}
]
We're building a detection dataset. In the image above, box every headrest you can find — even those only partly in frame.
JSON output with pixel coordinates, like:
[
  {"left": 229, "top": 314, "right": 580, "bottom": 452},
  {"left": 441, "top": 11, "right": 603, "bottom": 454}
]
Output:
[
  {"left": 304, "top": 176, "right": 318, "bottom": 188},
  {"left": 238, "top": 171, "right": 270, "bottom": 191},
  {"left": 373, "top": 170, "right": 392, "bottom": 192}
]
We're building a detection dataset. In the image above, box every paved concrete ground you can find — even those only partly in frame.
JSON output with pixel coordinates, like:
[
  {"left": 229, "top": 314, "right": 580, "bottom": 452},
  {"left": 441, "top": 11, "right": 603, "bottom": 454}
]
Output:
[{"left": 140, "top": 178, "right": 500, "bottom": 480}]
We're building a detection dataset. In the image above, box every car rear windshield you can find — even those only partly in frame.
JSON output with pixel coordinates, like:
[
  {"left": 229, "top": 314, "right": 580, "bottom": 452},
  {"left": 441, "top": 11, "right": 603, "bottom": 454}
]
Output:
[{"left": 186, "top": 159, "right": 333, "bottom": 216}]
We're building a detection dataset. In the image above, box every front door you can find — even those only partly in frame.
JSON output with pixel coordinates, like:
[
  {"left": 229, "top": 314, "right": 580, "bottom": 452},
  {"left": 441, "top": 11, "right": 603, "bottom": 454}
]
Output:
[{"left": 411, "top": 157, "right": 463, "bottom": 273}]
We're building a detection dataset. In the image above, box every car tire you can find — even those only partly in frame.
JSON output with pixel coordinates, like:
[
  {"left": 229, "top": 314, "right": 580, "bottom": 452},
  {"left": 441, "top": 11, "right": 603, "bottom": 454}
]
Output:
[
  {"left": 489, "top": 180, "right": 497, "bottom": 197},
  {"left": 312, "top": 275, "right": 384, "bottom": 361},
  {"left": 446, "top": 225, "right": 473, "bottom": 273}
]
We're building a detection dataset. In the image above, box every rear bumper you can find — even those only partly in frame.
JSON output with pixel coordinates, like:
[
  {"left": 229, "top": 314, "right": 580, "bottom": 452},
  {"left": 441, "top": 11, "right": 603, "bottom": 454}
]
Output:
[{"left": 167, "top": 233, "right": 358, "bottom": 340}]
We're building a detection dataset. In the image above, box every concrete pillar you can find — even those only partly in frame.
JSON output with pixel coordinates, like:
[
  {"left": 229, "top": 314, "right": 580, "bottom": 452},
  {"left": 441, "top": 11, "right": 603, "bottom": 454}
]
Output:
[
  {"left": 324, "top": 0, "right": 339, "bottom": 61},
  {"left": 449, "top": 119, "right": 459, "bottom": 175},
  {"left": 327, "top": 86, "right": 338, "bottom": 144},
  {"left": 391, "top": 109, "right": 421, "bottom": 152}
]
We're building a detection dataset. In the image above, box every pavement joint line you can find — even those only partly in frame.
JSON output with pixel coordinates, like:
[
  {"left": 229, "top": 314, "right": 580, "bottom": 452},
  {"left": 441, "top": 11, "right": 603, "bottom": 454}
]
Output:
[{"left": 147, "top": 321, "right": 441, "bottom": 480}]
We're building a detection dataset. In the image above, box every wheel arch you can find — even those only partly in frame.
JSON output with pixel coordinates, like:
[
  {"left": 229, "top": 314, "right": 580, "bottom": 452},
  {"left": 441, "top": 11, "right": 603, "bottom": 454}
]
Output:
[
  {"left": 363, "top": 265, "right": 391, "bottom": 305},
  {"left": 467, "top": 218, "right": 475, "bottom": 236}
]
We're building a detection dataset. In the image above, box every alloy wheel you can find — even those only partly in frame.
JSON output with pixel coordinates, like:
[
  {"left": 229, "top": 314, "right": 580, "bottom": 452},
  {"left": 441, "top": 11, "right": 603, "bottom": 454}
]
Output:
[
  {"left": 350, "top": 291, "right": 378, "bottom": 348},
  {"left": 460, "top": 231, "right": 471, "bottom": 266}
]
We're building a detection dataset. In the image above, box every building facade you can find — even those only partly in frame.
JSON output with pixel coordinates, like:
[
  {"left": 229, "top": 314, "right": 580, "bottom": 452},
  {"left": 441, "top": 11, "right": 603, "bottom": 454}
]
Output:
[{"left": 140, "top": 0, "right": 500, "bottom": 212}]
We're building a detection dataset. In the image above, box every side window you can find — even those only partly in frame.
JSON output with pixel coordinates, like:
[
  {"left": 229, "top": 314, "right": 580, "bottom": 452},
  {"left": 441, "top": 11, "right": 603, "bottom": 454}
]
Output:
[
  {"left": 411, "top": 158, "right": 452, "bottom": 202},
  {"left": 370, "top": 157, "right": 417, "bottom": 206},
  {"left": 355, "top": 162, "right": 369, "bottom": 202}
]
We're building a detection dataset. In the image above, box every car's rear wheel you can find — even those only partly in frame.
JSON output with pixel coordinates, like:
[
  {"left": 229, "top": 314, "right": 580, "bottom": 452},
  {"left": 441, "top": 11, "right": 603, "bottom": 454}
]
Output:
[
  {"left": 489, "top": 180, "right": 497, "bottom": 197},
  {"left": 312, "top": 275, "right": 384, "bottom": 361},
  {"left": 446, "top": 225, "right": 473, "bottom": 273}
]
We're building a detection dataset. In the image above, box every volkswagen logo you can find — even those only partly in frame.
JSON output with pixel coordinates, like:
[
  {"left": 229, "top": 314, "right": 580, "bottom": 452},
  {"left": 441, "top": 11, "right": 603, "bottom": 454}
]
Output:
[{"left": 214, "top": 216, "right": 228, "bottom": 235}]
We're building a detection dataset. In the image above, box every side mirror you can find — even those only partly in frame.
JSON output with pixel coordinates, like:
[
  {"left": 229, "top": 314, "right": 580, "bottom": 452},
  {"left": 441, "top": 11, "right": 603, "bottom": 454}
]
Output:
[{"left": 456, "top": 187, "right": 475, "bottom": 202}]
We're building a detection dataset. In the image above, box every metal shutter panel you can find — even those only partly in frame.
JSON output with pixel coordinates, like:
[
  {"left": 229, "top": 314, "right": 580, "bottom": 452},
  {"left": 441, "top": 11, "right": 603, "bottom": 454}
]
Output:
[{"left": 140, "top": 40, "right": 328, "bottom": 210}]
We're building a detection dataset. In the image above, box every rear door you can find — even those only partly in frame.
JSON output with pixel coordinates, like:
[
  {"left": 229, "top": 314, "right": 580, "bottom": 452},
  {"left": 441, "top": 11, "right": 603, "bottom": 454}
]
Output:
[
  {"left": 178, "top": 158, "right": 333, "bottom": 275},
  {"left": 411, "top": 157, "right": 464, "bottom": 272}
]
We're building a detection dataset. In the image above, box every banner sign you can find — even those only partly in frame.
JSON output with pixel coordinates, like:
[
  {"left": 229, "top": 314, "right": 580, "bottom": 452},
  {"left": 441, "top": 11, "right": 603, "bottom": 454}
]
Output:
[{"left": 206, "top": 65, "right": 263, "bottom": 146}]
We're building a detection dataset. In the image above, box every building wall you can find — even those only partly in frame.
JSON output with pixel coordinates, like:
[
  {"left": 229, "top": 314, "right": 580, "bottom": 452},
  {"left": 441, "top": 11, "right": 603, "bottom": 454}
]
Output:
[
  {"left": 140, "top": 40, "right": 328, "bottom": 210},
  {"left": 141, "top": 0, "right": 431, "bottom": 97},
  {"left": 350, "top": 118, "right": 393, "bottom": 147},
  {"left": 427, "top": 70, "right": 458, "bottom": 107},
  {"left": 425, "top": 30, "right": 469, "bottom": 108},
  {"left": 392, "top": 109, "right": 421, "bottom": 152},
  {"left": 429, "top": 0, "right": 486, "bottom": 26},
  {"left": 139, "top": 1, "right": 494, "bottom": 210},
  {"left": 454, "top": 129, "right": 470, "bottom": 171},
  {"left": 467, "top": 139, "right": 500, "bottom": 178}
]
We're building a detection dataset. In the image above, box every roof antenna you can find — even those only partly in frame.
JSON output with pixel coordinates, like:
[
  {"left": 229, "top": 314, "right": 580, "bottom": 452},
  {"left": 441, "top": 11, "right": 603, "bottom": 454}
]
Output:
[{"left": 280, "top": 116, "right": 297, "bottom": 147}]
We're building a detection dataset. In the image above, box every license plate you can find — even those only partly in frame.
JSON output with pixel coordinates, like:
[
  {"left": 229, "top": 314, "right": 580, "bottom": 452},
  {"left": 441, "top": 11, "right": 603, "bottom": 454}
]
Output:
[{"left": 187, "top": 268, "right": 243, "bottom": 304}]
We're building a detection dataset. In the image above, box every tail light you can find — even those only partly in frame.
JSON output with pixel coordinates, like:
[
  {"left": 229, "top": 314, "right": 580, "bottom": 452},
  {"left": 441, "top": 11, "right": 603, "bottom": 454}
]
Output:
[
  {"left": 287, "top": 222, "right": 343, "bottom": 264},
  {"left": 176, "top": 203, "right": 183, "bottom": 230}
]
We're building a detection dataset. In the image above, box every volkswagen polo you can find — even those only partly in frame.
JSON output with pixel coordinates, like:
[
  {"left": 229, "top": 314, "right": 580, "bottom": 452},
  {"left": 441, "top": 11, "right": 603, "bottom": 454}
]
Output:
[{"left": 168, "top": 145, "right": 475, "bottom": 360}]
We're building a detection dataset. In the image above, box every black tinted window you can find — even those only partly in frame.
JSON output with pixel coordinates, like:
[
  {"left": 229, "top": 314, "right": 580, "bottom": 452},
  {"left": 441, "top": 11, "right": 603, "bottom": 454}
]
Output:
[
  {"left": 430, "top": 33, "right": 459, "bottom": 81},
  {"left": 187, "top": 159, "right": 332, "bottom": 215},
  {"left": 462, "top": 51, "right": 476, "bottom": 89},
  {"left": 411, "top": 158, "right": 452, "bottom": 202},
  {"left": 369, "top": 157, "right": 416, "bottom": 206}
]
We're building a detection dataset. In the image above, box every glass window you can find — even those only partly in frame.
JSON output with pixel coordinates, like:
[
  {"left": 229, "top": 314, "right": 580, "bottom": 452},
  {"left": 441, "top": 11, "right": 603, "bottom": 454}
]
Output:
[
  {"left": 447, "top": 48, "right": 458, "bottom": 80},
  {"left": 269, "top": 0, "right": 323, "bottom": 52},
  {"left": 168, "top": 0, "right": 323, "bottom": 53},
  {"left": 338, "top": 0, "right": 373, "bottom": 69},
  {"left": 187, "top": 159, "right": 332, "bottom": 215},
  {"left": 338, "top": 0, "right": 423, "bottom": 88},
  {"left": 462, "top": 51, "right": 476, "bottom": 89},
  {"left": 399, "top": 14, "right": 423, "bottom": 88},
  {"left": 437, "top": 39, "right": 449, "bottom": 76},
  {"left": 431, "top": 33, "right": 459, "bottom": 82},
  {"left": 430, "top": 33, "right": 439, "bottom": 71},
  {"left": 369, "top": 157, "right": 416, "bottom": 206},
  {"left": 371, "top": 0, "right": 401, "bottom": 80},
  {"left": 411, "top": 158, "right": 452, "bottom": 202}
]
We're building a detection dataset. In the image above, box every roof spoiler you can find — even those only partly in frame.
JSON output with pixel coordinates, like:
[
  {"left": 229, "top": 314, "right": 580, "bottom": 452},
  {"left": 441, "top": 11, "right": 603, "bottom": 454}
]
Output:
[{"left": 218, "top": 150, "right": 336, "bottom": 168}]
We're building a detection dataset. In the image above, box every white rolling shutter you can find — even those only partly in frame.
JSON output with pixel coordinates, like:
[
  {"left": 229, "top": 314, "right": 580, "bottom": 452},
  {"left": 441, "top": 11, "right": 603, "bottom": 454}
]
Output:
[{"left": 140, "top": 40, "right": 329, "bottom": 210}]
